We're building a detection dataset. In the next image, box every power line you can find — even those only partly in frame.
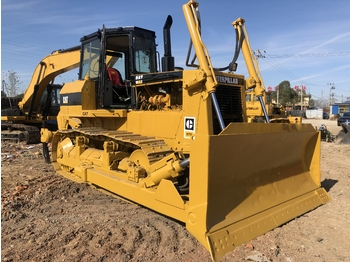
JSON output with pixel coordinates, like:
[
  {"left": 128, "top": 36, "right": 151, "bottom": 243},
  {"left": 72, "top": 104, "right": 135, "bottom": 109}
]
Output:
[
  {"left": 1, "top": 57, "right": 38, "bottom": 66},
  {"left": 254, "top": 50, "right": 338, "bottom": 103},
  {"left": 269, "top": 52, "right": 350, "bottom": 58},
  {"left": 264, "top": 54, "right": 301, "bottom": 81},
  {"left": 261, "top": 51, "right": 320, "bottom": 87},
  {"left": 2, "top": 49, "right": 46, "bottom": 60},
  {"left": 261, "top": 51, "right": 345, "bottom": 90},
  {"left": 1, "top": 39, "right": 54, "bottom": 53}
]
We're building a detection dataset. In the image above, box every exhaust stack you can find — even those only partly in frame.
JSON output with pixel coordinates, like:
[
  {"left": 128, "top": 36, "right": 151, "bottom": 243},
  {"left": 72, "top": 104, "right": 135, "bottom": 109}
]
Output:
[{"left": 162, "top": 15, "right": 175, "bottom": 72}]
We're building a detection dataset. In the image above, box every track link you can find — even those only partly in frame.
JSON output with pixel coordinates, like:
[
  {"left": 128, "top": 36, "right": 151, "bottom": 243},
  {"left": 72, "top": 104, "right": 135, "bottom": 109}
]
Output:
[
  {"left": 54, "top": 127, "right": 174, "bottom": 164},
  {"left": 1, "top": 123, "right": 40, "bottom": 144}
]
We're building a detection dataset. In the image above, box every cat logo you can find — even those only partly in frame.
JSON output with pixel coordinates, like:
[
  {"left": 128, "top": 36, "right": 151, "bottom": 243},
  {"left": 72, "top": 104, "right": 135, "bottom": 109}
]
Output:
[
  {"left": 184, "top": 117, "right": 195, "bottom": 138},
  {"left": 135, "top": 75, "right": 143, "bottom": 84}
]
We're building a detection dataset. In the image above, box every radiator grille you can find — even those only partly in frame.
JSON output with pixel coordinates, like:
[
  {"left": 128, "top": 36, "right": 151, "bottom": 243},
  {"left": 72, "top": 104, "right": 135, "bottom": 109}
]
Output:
[{"left": 212, "top": 85, "right": 243, "bottom": 134}]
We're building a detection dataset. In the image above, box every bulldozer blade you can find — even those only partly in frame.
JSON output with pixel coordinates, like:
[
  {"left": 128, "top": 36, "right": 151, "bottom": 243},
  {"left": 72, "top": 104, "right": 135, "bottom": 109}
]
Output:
[
  {"left": 342, "top": 123, "right": 350, "bottom": 134},
  {"left": 187, "top": 123, "right": 330, "bottom": 262}
]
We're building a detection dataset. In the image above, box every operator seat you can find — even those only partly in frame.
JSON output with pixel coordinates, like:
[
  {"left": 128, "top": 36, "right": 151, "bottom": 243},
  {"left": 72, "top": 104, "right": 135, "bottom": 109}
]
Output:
[
  {"left": 106, "top": 67, "right": 130, "bottom": 102},
  {"left": 107, "top": 67, "right": 125, "bottom": 87}
]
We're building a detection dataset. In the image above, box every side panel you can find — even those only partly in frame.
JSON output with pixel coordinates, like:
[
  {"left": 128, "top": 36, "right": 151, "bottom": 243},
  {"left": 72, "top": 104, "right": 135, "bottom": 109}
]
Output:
[{"left": 127, "top": 111, "right": 182, "bottom": 139}]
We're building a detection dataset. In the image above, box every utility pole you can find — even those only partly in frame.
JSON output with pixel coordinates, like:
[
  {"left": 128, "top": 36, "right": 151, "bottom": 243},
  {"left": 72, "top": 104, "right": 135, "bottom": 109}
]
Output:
[
  {"left": 327, "top": 83, "right": 335, "bottom": 106},
  {"left": 253, "top": 49, "right": 266, "bottom": 79},
  {"left": 253, "top": 49, "right": 266, "bottom": 60},
  {"left": 300, "top": 83, "right": 303, "bottom": 112}
]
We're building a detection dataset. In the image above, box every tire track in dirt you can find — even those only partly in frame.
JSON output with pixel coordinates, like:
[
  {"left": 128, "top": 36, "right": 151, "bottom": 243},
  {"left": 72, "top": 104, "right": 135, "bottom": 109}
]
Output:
[{"left": 3, "top": 140, "right": 350, "bottom": 261}]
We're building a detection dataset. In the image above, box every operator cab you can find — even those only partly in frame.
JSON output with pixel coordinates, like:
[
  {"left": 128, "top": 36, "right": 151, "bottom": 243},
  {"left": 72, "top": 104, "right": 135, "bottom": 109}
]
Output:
[
  {"left": 40, "top": 84, "right": 62, "bottom": 116},
  {"left": 78, "top": 26, "right": 157, "bottom": 109}
]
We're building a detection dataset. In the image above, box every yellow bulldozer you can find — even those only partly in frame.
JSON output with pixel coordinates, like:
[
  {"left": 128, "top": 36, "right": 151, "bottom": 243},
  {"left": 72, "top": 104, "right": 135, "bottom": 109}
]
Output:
[
  {"left": 245, "top": 89, "right": 302, "bottom": 123},
  {"left": 1, "top": 46, "right": 80, "bottom": 144},
  {"left": 40, "top": 1, "right": 330, "bottom": 261},
  {"left": 245, "top": 89, "right": 291, "bottom": 122}
]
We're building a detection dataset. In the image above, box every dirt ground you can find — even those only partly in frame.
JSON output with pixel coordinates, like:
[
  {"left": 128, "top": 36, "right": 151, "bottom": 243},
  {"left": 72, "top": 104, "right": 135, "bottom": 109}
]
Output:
[{"left": 1, "top": 119, "right": 350, "bottom": 262}]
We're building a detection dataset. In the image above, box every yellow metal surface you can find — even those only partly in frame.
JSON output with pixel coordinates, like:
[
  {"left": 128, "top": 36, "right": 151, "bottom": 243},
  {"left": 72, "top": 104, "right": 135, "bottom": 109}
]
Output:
[
  {"left": 182, "top": 1, "right": 218, "bottom": 94},
  {"left": 1, "top": 116, "right": 31, "bottom": 122},
  {"left": 40, "top": 128, "right": 53, "bottom": 143},
  {"left": 187, "top": 123, "right": 329, "bottom": 261},
  {"left": 288, "top": 115, "right": 303, "bottom": 124},
  {"left": 232, "top": 18, "right": 264, "bottom": 97}
]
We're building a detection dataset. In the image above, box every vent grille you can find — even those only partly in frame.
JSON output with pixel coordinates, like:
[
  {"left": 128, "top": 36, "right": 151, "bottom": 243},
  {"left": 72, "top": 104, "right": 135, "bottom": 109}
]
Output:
[{"left": 212, "top": 85, "right": 243, "bottom": 134}]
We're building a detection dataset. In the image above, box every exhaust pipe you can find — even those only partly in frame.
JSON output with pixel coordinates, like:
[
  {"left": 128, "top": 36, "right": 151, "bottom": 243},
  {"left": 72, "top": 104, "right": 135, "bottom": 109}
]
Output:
[{"left": 162, "top": 15, "right": 175, "bottom": 72}]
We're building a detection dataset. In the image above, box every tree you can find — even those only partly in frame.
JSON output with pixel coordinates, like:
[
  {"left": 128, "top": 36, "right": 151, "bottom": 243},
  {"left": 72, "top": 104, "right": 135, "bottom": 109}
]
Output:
[
  {"left": 1, "top": 79, "right": 7, "bottom": 97},
  {"left": 312, "top": 98, "right": 328, "bottom": 108},
  {"left": 1, "top": 70, "right": 23, "bottom": 97},
  {"left": 271, "top": 80, "right": 299, "bottom": 107},
  {"left": 309, "top": 98, "right": 315, "bottom": 107}
]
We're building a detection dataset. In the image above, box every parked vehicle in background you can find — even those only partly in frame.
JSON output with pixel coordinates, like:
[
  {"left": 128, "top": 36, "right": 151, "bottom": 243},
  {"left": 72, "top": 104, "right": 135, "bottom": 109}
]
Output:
[
  {"left": 323, "top": 112, "right": 329, "bottom": 119},
  {"left": 337, "top": 112, "right": 350, "bottom": 126}
]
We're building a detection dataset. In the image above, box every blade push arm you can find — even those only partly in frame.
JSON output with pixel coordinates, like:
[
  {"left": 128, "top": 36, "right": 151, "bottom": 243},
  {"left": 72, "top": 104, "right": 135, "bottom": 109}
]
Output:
[
  {"left": 182, "top": 0, "right": 226, "bottom": 130},
  {"left": 232, "top": 18, "right": 270, "bottom": 122},
  {"left": 182, "top": 0, "right": 217, "bottom": 94}
]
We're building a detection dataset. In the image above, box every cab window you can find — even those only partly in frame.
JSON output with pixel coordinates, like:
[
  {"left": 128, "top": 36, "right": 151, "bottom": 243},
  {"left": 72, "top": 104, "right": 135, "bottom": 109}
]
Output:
[
  {"left": 133, "top": 36, "right": 157, "bottom": 73},
  {"left": 80, "top": 38, "right": 101, "bottom": 79}
]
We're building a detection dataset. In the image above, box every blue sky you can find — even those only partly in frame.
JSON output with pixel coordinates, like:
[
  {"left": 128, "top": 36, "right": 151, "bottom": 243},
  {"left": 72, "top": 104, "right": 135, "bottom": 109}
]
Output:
[{"left": 2, "top": 0, "right": 350, "bottom": 103}]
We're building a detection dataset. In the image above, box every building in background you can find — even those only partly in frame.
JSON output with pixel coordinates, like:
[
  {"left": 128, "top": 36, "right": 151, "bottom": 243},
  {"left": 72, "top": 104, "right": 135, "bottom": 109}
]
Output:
[{"left": 330, "top": 100, "right": 350, "bottom": 117}]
